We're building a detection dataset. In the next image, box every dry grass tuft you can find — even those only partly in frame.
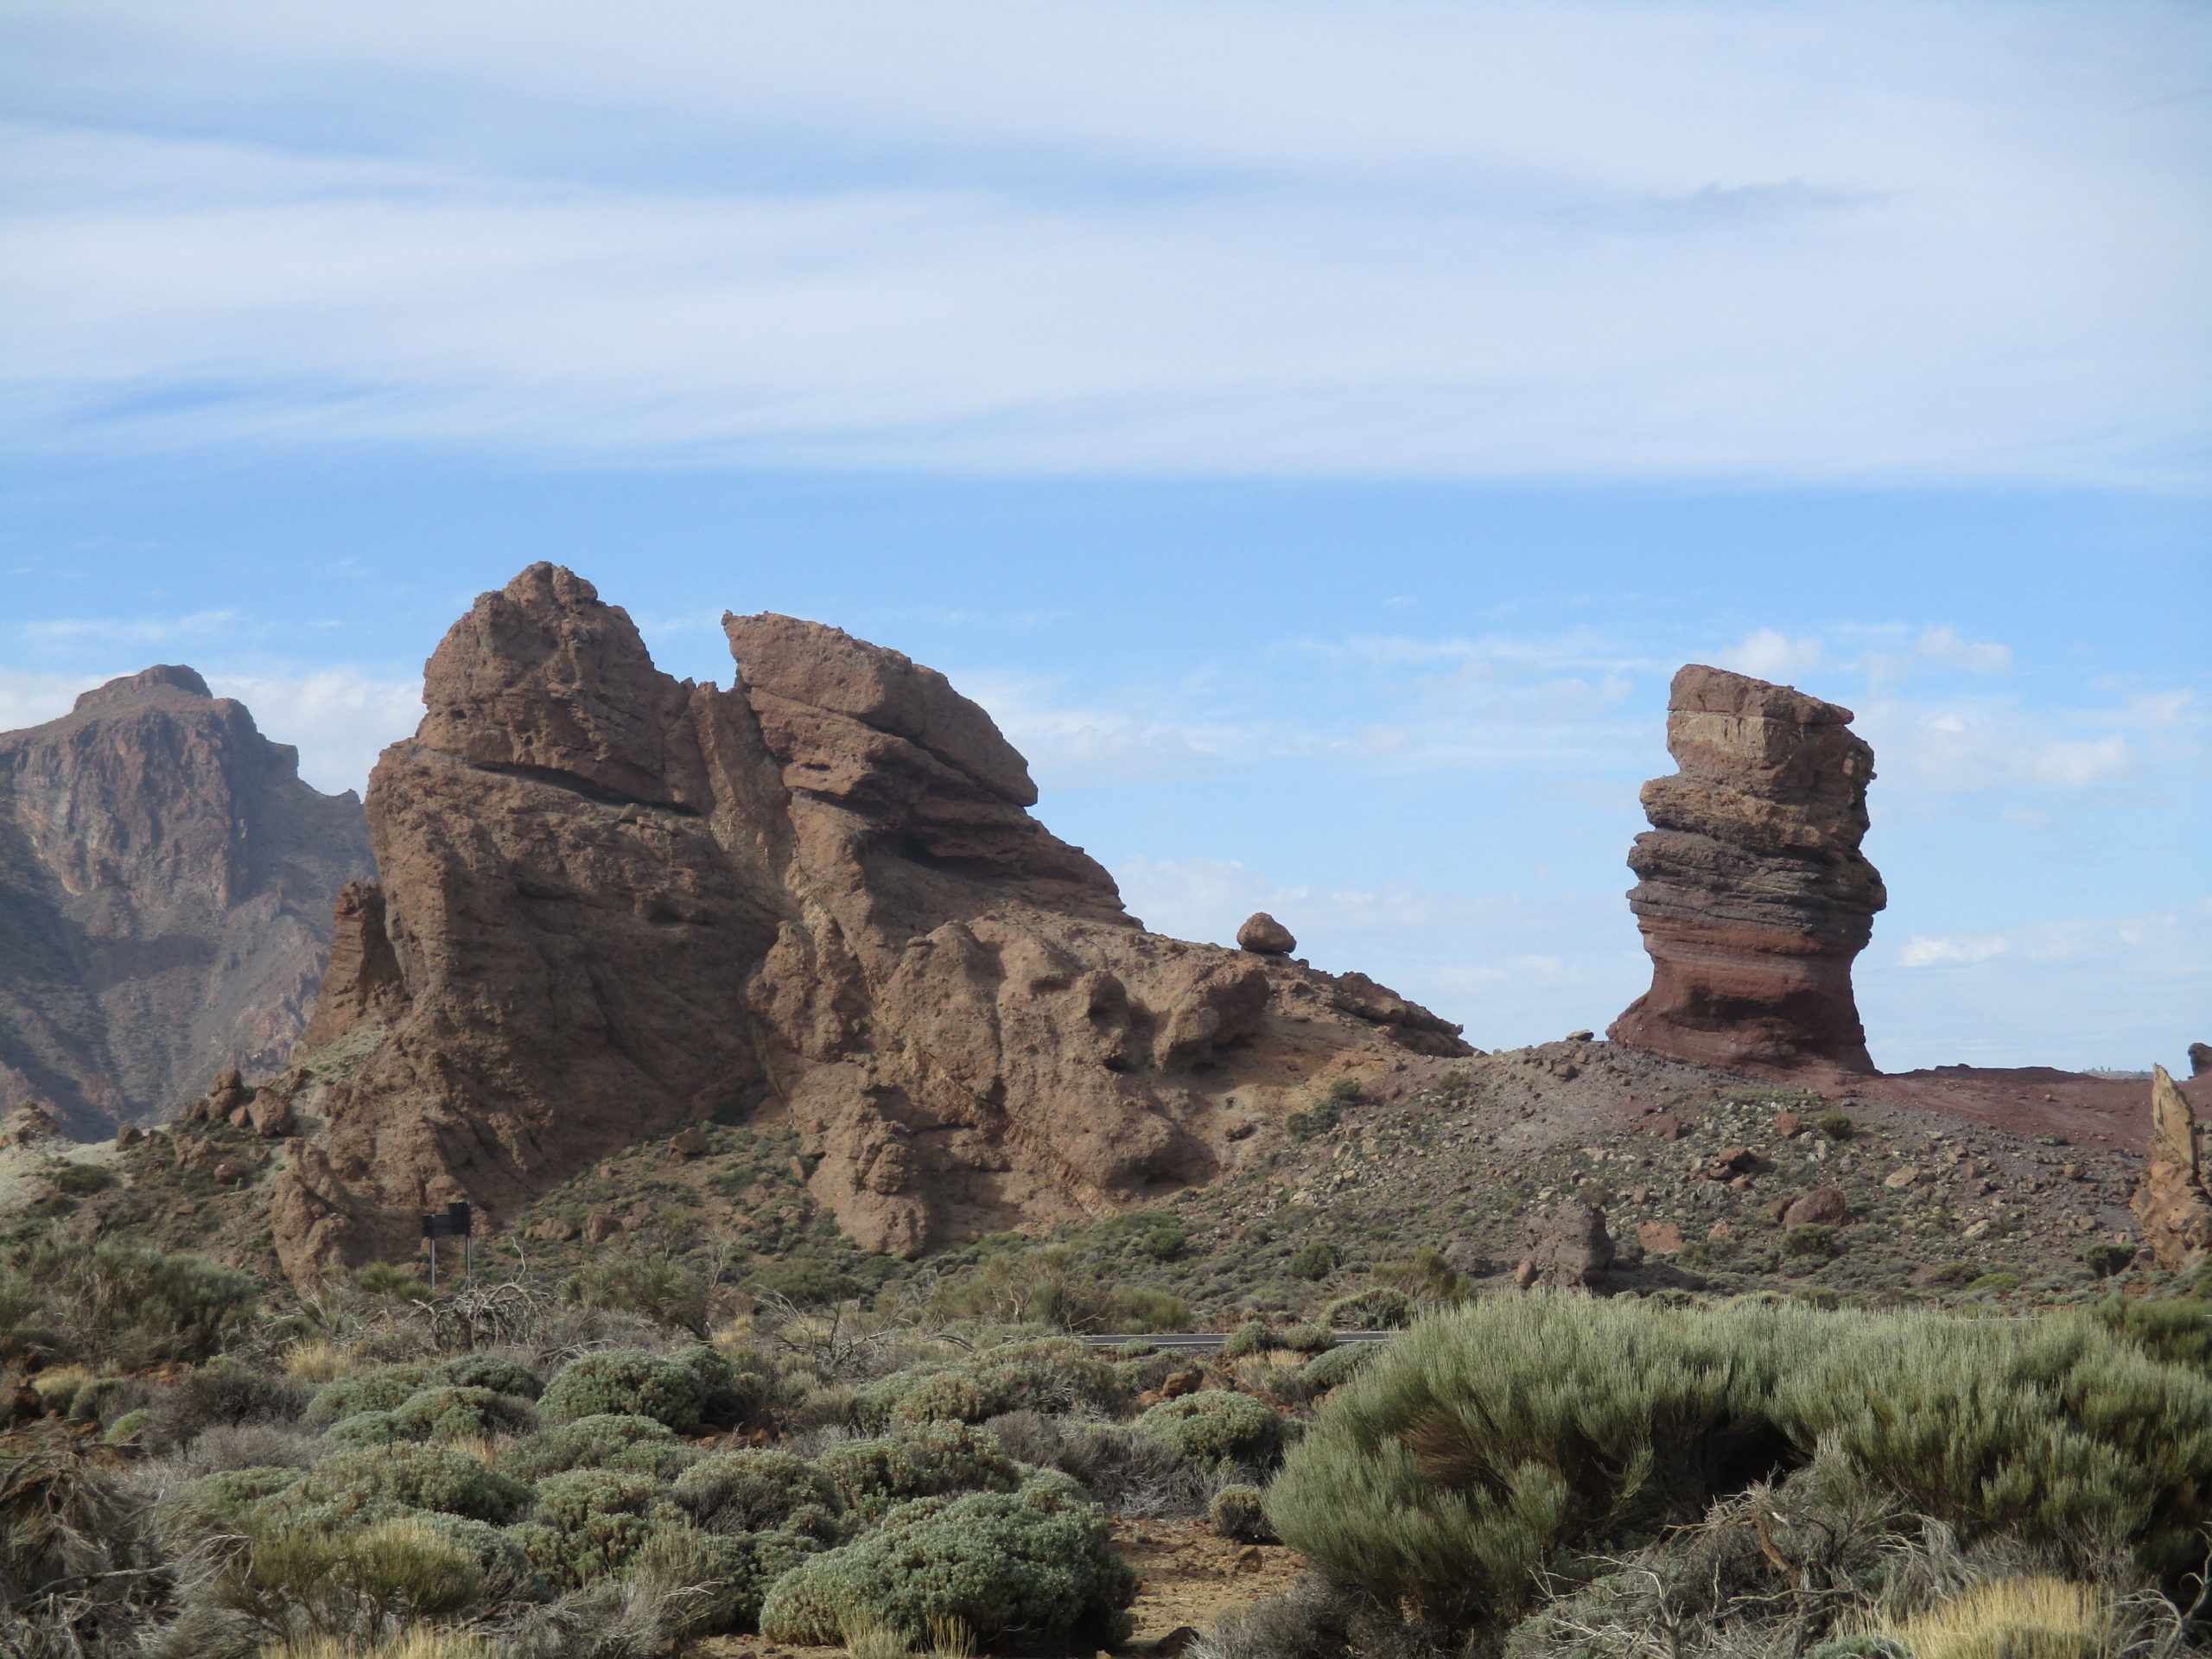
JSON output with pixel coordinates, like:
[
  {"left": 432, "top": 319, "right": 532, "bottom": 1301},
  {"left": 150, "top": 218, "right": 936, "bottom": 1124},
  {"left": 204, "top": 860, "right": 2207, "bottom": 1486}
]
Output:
[{"left": 1885, "top": 1577, "right": 2117, "bottom": 1659}]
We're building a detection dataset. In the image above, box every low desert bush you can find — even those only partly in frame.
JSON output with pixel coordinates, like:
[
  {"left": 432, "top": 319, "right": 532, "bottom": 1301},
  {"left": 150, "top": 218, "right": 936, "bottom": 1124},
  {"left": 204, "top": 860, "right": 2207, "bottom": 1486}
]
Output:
[
  {"left": 0, "top": 1421, "right": 138, "bottom": 1606},
  {"left": 387, "top": 1385, "right": 537, "bottom": 1442},
  {"left": 305, "top": 1366, "right": 432, "bottom": 1428},
  {"left": 322, "top": 1412, "right": 401, "bottom": 1448},
  {"left": 503, "top": 1413, "right": 696, "bottom": 1481},
  {"left": 1968, "top": 1272, "right": 2024, "bottom": 1294},
  {"left": 925, "top": 1244, "right": 1189, "bottom": 1333},
  {"left": 983, "top": 1410, "right": 1199, "bottom": 1515},
  {"left": 563, "top": 1257, "right": 711, "bottom": 1339},
  {"left": 149, "top": 1363, "right": 312, "bottom": 1453},
  {"left": 538, "top": 1348, "right": 712, "bottom": 1431},
  {"left": 209, "top": 1513, "right": 485, "bottom": 1641},
  {"left": 505, "top": 1468, "right": 683, "bottom": 1589},
  {"left": 1267, "top": 1295, "right": 2212, "bottom": 1630},
  {"left": 351, "top": 1263, "right": 430, "bottom": 1300},
  {"left": 289, "top": 1442, "right": 532, "bottom": 1525},
  {"left": 670, "top": 1447, "right": 844, "bottom": 1538},
  {"left": 49, "top": 1162, "right": 112, "bottom": 1197},
  {"left": 430, "top": 1354, "right": 543, "bottom": 1400},
  {"left": 1135, "top": 1390, "right": 1289, "bottom": 1471},
  {"left": 2092, "top": 1294, "right": 2212, "bottom": 1371},
  {"left": 1221, "top": 1321, "right": 1278, "bottom": 1359},
  {"left": 1209, "top": 1484, "right": 1274, "bottom": 1543},
  {"left": 1286, "top": 1243, "right": 1339, "bottom": 1282},
  {"left": 814, "top": 1421, "right": 1021, "bottom": 1522},
  {"left": 1323, "top": 1288, "right": 1412, "bottom": 1330},
  {"left": 5, "top": 1239, "right": 257, "bottom": 1368},
  {"left": 759, "top": 1485, "right": 1136, "bottom": 1651},
  {"left": 1281, "top": 1322, "right": 1337, "bottom": 1354},
  {"left": 2080, "top": 1243, "right": 2137, "bottom": 1281},
  {"left": 854, "top": 1338, "right": 1123, "bottom": 1427},
  {"left": 1786, "top": 1224, "right": 1840, "bottom": 1260},
  {"left": 1300, "top": 1344, "right": 1376, "bottom": 1392}
]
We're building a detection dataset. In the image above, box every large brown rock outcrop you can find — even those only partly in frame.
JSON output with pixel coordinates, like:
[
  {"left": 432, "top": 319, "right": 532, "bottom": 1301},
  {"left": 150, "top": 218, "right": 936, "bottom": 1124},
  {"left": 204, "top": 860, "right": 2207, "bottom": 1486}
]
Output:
[
  {"left": 271, "top": 565, "right": 1466, "bottom": 1282},
  {"left": 2133, "top": 1065, "right": 2212, "bottom": 1271},
  {"left": 1608, "top": 665, "right": 1885, "bottom": 1075},
  {"left": 0, "top": 667, "right": 372, "bottom": 1136}
]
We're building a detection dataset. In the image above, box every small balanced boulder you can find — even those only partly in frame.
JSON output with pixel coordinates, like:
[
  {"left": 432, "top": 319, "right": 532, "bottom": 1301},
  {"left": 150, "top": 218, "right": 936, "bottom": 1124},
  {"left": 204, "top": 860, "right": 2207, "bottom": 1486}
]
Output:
[{"left": 1236, "top": 912, "right": 1297, "bottom": 956}]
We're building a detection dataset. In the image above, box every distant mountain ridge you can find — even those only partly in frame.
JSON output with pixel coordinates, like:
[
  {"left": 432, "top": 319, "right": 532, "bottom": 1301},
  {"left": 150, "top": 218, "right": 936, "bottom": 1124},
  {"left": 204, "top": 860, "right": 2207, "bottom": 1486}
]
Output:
[{"left": 0, "top": 665, "right": 373, "bottom": 1136}]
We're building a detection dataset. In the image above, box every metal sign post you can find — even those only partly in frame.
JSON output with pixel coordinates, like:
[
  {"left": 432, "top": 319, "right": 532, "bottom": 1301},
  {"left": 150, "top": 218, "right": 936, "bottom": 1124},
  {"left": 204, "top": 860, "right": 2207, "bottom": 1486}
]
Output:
[{"left": 419, "top": 1199, "right": 475, "bottom": 1290}]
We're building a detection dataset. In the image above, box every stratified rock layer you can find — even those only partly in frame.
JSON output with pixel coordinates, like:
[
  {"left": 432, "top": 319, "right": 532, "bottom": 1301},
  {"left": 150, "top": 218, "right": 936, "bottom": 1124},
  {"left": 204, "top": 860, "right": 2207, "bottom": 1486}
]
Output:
[
  {"left": 2133, "top": 1065, "right": 2212, "bottom": 1271},
  {"left": 0, "top": 668, "right": 373, "bottom": 1136},
  {"left": 272, "top": 566, "right": 1465, "bottom": 1281},
  {"left": 1608, "top": 665, "right": 1885, "bottom": 1075}
]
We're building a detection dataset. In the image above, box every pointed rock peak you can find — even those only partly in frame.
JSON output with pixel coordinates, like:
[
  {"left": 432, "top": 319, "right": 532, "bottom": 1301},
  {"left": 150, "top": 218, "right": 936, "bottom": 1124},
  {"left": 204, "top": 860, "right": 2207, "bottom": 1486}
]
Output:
[
  {"left": 73, "top": 664, "right": 213, "bottom": 713},
  {"left": 417, "top": 563, "right": 702, "bottom": 808},
  {"left": 724, "top": 610, "right": 1037, "bottom": 805}
]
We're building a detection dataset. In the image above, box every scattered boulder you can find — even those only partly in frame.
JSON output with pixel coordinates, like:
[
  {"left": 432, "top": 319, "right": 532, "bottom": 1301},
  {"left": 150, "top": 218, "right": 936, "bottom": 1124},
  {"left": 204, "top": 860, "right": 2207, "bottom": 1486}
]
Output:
[
  {"left": 582, "top": 1211, "right": 623, "bottom": 1245},
  {"left": 1637, "top": 1220, "right": 1684, "bottom": 1254},
  {"left": 1699, "top": 1147, "right": 1769, "bottom": 1181},
  {"left": 247, "top": 1086, "right": 296, "bottom": 1138},
  {"left": 1516, "top": 1199, "right": 1615, "bottom": 1290},
  {"left": 114, "top": 1124, "right": 143, "bottom": 1148},
  {"left": 1236, "top": 912, "right": 1297, "bottom": 955},
  {"left": 667, "top": 1125, "right": 709, "bottom": 1160},
  {"left": 2133, "top": 1065, "right": 2212, "bottom": 1271},
  {"left": 1773, "top": 1110, "right": 1802, "bottom": 1137},
  {"left": 1782, "top": 1186, "right": 1850, "bottom": 1227},
  {"left": 2192, "top": 1042, "right": 2211, "bottom": 1078},
  {"left": 1608, "top": 665, "right": 1885, "bottom": 1076}
]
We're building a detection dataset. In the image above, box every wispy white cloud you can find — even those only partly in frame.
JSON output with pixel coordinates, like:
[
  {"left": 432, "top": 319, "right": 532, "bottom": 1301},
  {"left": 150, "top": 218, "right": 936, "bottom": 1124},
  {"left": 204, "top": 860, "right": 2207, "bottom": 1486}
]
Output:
[
  {"left": 1715, "top": 628, "right": 1824, "bottom": 679},
  {"left": 0, "top": 669, "right": 102, "bottom": 734},
  {"left": 4, "top": 2, "right": 2205, "bottom": 481},
  {"left": 23, "top": 611, "right": 245, "bottom": 645}
]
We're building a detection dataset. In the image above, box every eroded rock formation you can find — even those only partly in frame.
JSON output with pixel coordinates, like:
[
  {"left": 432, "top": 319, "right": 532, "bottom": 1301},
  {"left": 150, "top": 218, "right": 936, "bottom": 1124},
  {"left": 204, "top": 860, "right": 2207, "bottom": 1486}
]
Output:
[
  {"left": 0, "top": 667, "right": 372, "bottom": 1136},
  {"left": 271, "top": 565, "right": 1466, "bottom": 1282},
  {"left": 1608, "top": 665, "right": 1885, "bottom": 1075},
  {"left": 2133, "top": 1065, "right": 2212, "bottom": 1271}
]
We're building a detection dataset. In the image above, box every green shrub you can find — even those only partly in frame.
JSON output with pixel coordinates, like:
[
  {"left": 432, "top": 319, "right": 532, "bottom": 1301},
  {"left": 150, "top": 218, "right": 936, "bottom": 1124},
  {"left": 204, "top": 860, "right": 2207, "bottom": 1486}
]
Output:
[
  {"left": 49, "top": 1162, "right": 112, "bottom": 1196},
  {"left": 814, "top": 1421, "right": 1020, "bottom": 1522},
  {"left": 1325, "top": 1288, "right": 1412, "bottom": 1330},
  {"left": 104, "top": 1407, "right": 156, "bottom": 1446},
  {"left": 5, "top": 1239, "right": 257, "bottom": 1367},
  {"left": 1301, "top": 1344, "right": 1377, "bottom": 1392},
  {"left": 293, "top": 1441, "right": 533, "bottom": 1524},
  {"left": 1281, "top": 1323, "right": 1337, "bottom": 1355},
  {"left": 352, "top": 1262, "right": 431, "bottom": 1299},
  {"left": 759, "top": 1485, "right": 1135, "bottom": 1649},
  {"left": 506, "top": 1468, "right": 683, "bottom": 1589},
  {"left": 157, "top": 1466, "right": 308, "bottom": 1549},
  {"left": 749, "top": 1257, "right": 860, "bottom": 1306},
  {"left": 1222, "top": 1321, "right": 1278, "bottom": 1358},
  {"left": 433, "top": 1354, "right": 543, "bottom": 1400},
  {"left": 671, "top": 1447, "right": 845, "bottom": 1539},
  {"left": 925, "top": 1243, "right": 1189, "bottom": 1332},
  {"left": 2093, "top": 1294, "right": 2212, "bottom": 1371},
  {"left": 212, "top": 1512, "right": 486, "bottom": 1637},
  {"left": 2079, "top": 1243, "right": 2137, "bottom": 1280},
  {"left": 321, "top": 1410, "right": 402, "bottom": 1447},
  {"left": 1268, "top": 1295, "right": 2212, "bottom": 1628},
  {"left": 306, "top": 1365, "right": 433, "bottom": 1427},
  {"left": 1784, "top": 1224, "right": 1838, "bottom": 1260},
  {"left": 854, "top": 1338, "right": 1123, "bottom": 1427},
  {"left": 1113, "top": 1339, "right": 1158, "bottom": 1359},
  {"left": 502, "top": 1413, "right": 696, "bottom": 1481},
  {"left": 563, "top": 1257, "right": 711, "bottom": 1338},
  {"left": 1211, "top": 1483, "right": 1274, "bottom": 1543},
  {"left": 1286, "top": 1243, "right": 1339, "bottom": 1281},
  {"left": 1139, "top": 1223, "right": 1187, "bottom": 1262},
  {"left": 1967, "top": 1271, "right": 2024, "bottom": 1294},
  {"left": 1921, "top": 1262, "right": 1978, "bottom": 1288},
  {"left": 1817, "top": 1113, "right": 1854, "bottom": 1140},
  {"left": 632, "top": 1521, "right": 826, "bottom": 1635},
  {"left": 1135, "top": 1390, "right": 1289, "bottom": 1470},
  {"left": 539, "top": 1348, "right": 709, "bottom": 1431},
  {"left": 389, "top": 1385, "right": 537, "bottom": 1442}
]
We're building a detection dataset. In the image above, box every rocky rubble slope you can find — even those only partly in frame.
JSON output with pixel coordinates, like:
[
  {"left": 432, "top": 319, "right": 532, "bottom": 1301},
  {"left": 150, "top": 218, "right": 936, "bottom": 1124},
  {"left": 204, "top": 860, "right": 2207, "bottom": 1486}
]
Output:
[
  {"left": 0, "top": 667, "right": 372, "bottom": 1136},
  {"left": 268, "top": 566, "right": 1466, "bottom": 1283}
]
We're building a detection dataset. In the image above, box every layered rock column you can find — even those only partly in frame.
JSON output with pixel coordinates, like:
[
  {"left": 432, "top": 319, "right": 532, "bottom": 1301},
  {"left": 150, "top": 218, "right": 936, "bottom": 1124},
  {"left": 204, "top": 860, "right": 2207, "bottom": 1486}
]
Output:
[
  {"left": 1608, "top": 665, "right": 1885, "bottom": 1075},
  {"left": 2133, "top": 1065, "right": 2212, "bottom": 1270}
]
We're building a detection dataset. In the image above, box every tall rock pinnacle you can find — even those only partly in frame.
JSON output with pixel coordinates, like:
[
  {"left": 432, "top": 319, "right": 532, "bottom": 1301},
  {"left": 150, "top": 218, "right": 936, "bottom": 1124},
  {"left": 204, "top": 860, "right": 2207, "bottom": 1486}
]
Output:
[
  {"left": 271, "top": 565, "right": 1466, "bottom": 1282},
  {"left": 1607, "top": 664, "right": 1885, "bottom": 1075},
  {"left": 0, "top": 666, "right": 373, "bottom": 1135}
]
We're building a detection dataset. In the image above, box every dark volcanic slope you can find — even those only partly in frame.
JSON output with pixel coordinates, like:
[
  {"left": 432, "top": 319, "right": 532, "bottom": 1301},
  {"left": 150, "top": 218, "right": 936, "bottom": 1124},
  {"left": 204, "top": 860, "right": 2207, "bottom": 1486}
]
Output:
[{"left": 0, "top": 667, "right": 374, "bottom": 1136}]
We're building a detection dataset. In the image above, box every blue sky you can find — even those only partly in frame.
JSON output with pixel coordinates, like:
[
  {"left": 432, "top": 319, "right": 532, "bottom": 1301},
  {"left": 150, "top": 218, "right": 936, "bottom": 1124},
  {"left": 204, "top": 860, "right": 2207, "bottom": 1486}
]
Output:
[{"left": 3, "top": 1, "right": 2207, "bottom": 1069}]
